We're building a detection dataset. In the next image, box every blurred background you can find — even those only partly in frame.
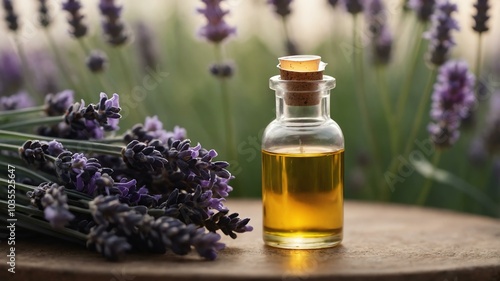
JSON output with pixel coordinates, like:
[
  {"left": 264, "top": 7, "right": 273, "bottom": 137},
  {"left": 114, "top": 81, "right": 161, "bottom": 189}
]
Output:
[{"left": 1, "top": 0, "right": 499, "bottom": 216}]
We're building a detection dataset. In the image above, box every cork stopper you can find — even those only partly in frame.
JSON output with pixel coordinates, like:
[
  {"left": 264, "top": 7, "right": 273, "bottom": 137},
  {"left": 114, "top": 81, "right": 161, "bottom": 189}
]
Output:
[{"left": 278, "top": 55, "right": 327, "bottom": 106}]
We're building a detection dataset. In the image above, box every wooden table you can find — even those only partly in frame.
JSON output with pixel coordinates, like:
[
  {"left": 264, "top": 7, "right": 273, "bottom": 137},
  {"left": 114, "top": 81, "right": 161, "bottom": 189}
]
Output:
[{"left": 1, "top": 200, "right": 500, "bottom": 281}]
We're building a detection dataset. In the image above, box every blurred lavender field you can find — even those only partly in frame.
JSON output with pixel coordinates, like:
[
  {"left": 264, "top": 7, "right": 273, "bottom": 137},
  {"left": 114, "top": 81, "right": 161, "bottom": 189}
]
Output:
[{"left": 1, "top": 0, "right": 499, "bottom": 217}]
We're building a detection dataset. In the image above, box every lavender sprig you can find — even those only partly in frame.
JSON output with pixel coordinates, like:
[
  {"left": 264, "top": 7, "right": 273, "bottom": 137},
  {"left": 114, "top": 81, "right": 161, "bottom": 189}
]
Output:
[
  {"left": 472, "top": 0, "right": 490, "bottom": 34},
  {"left": 428, "top": 60, "right": 475, "bottom": 148},
  {"left": 197, "top": 0, "right": 236, "bottom": 43},
  {"left": 424, "top": 0, "right": 459, "bottom": 67},
  {"left": 89, "top": 195, "right": 225, "bottom": 260},
  {"left": 86, "top": 50, "right": 108, "bottom": 73},
  {"left": 2, "top": 0, "right": 18, "bottom": 32},
  {"left": 44, "top": 90, "right": 74, "bottom": 116},
  {"left": 62, "top": 0, "right": 87, "bottom": 38},
  {"left": 344, "top": 0, "right": 363, "bottom": 15},
  {"left": 99, "top": 0, "right": 128, "bottom": 46},
  {"left": 408, "top": 0, "right": 436, "bottom": 22},
  {"left": 38, "top": 0, "right": 51, "bottom": 28},
  {"left": 27, "top": 182, "right": 75, "bottom": 228},
  {"left": 124, "top": 115, "right": 186, "bottom": 144}
]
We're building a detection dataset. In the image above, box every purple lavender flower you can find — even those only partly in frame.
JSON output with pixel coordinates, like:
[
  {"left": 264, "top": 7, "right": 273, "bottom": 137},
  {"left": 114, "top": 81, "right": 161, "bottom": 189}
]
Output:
[
  {"left": 366, "top": 0, "right": 393, "bottom": 64},
  {"left": 99, "top": 0, "right": 128, "bottom": 46},
  {"left": 38, "top": 0, "right": 51, "bottom": 27},
  {"left": 409, "top": 0, "right": 436, "bottom": 22},
  {"left": 268, "top": 0, "right": 293, "bottom": 17},
  {"left": 428, "top": 60, "right": 476, "bottom": 148},
  {"left": 86, "top": 50, "right": 108, "bottom": 73},
  {"left": 197, "top": 0, "right": 236, "bottom": 43},
  {"left": 373, "top": 26, "right": 393, "bottom": 64},
  {"left": 0, "top": 50, "right": 23, "bottom": 95},
  {"left": 62, "top": 0, "right": 87, "bottom": 38},
  {"left": 344, "top": 0, "right": 364, "bottom": 15},
  {"left": 472, "top": 0, "right": 490, "bottom": 33},
  {"left": 27, "top": 182, "right": 75, "bottom": 228},
  {"left": 46, "top": 140, "right": 65, "bottom": 157},
  {"left": 19, "top": 140, "right": 49, "bottom": 165},
  {"left": 97, "top": 92, "right": 120, "bottom": 131},
  {"left": 87, "top": 225, "right": 131, "bottom": 261},
  {"left": 44, "top": 90, "right": 74, "bottom": 116},
  {"left": 424, "top": 0, "right": 459, "bottom": 67},
  {"left": 122, "top": 140, "right": 168, "bottom": 173},
  {"left": 124, "top": 116, "right": 186, "bottom": 144},
  {"left": 0, "top": 91, "right": 35, "bottom": 111},
  {"left": 484, "top": 92, "right": 500, "bottom": 153},
  {"left": 2, "top": 0, "right": 18, "bottom": 31}
]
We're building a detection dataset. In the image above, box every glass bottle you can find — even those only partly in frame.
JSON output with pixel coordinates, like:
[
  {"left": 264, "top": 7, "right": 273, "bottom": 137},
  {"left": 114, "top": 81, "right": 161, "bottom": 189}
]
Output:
[{"left": 261, "top": 68, "right": 344, "bottom": 249}]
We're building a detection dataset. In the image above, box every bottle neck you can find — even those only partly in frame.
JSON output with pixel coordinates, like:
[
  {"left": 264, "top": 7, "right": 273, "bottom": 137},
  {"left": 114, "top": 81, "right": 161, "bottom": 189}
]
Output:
[{"left": 276, "top": 93, "right": 330, "bottom": 123}]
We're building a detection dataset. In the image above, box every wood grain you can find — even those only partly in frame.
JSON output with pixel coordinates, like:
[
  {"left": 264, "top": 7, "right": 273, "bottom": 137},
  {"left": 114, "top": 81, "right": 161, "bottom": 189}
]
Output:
[{"left": 1, "top": 200, "right": 499, "bottom": 281}]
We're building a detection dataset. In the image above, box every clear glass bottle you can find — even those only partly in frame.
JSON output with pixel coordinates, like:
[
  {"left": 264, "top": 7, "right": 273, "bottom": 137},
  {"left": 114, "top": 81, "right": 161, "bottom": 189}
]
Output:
[{"left": 261, "top": 74, "right": 344, "bottom": 249}]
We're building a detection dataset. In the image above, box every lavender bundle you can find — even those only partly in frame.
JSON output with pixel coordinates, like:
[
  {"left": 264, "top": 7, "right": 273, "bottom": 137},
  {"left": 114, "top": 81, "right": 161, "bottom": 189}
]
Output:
[{"left": 0, "top": 92, "right": 252, "bottom": 261}]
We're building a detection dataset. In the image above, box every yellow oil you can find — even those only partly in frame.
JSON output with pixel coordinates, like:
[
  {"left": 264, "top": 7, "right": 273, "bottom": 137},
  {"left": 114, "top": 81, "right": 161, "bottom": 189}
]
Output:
[{"left": 262, "top": 147, "right": 344, "bottom": 249}]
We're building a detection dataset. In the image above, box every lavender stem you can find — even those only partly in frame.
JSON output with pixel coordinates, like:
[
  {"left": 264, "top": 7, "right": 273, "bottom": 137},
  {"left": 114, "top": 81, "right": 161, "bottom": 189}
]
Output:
[
  {"left": 416, "top": 150, "right": 442, "bottom": 205},
  {"left": 0, "top": 105, "right": 45, "bottom": 118},
  {"left": 0, "top": 115, "right": 62, "bottom": 130}
]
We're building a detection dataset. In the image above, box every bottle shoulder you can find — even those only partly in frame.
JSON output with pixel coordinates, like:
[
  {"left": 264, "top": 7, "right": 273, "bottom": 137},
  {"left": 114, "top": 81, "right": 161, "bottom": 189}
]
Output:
[{"left": 262, "top": 119, "right": 344, "bottom": 151}]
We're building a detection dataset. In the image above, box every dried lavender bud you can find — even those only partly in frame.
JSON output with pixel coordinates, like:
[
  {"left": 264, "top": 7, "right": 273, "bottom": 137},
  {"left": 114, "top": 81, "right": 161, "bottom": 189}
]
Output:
[
  {"left": 327, "top": 0, "right": 339, "bottom": 8},
  {"left": 27, "top": 182, "right": 75, "bottom": 228},
  {"left": 344, "top": 0, "right": 363, "bottom": 15},
  {"left": 0, "top": 91, "right": 34, "bottom": 111},
  {"left": 19, "top": 140, "right": 49, "bottom": 165},
  {"left": 122, "top": 140, "right": 168, "bottom": 173},
  {"left": 197, "top": 0, "right": 236, "bottom": 43},
  {"left": 162, "top": 138, "right": 233, "bottom": 197},
  {"left": 44, "top": 90, "right": 74, "bottom": 116},
  {"left": 90, "top": 195, "right": 224, "bottom": 260},
  {"left": 2, "top": 0, "right": 18, "bottom": 32},
  {"left": 135, "top": 22, "right": 158, "bottom": 70},
  {"left": 424, "top": 0, "right": 459, "bottom": 67},
  {"left": 38, "top": 0, "right": 51, "bottom": 28},
  {"left": 472, "top": 0, "right": 490, "bottom": 34},
  {"left": 0, "top": 51, "right": 23, "bottom": 94},
  {"left": 408, "top": 0, "right": 435, "bottom": 22},
  {"left": 87, "top": 225, "right": 131, "bottom": 261},
  {"left": 268, "top": 0, "right": 292, "bottom": 17},
  {"left": 86, "top": 50, "right": 108, "bottom": 73},
  {"left": 62, "top": 0, "right": 88, "bottom": 38},
  {"left": 123, "top": 116, "right": 186, "bottom": 145},
  {"left": 46, "top": 140, "right": 65, "bottom": 157},
  {"left": 204, "top": 209, "right": 253, "bottom": 239},
  {"left": 99, "top": 0, "right": 128, "bottom": 46},
  {"left": 428, "top": 60, "right": 475, "bottom": 148},
  {"left": 484, "top": 92, "right": 500, "bottom": 153},
  {"left": 209, "top": 63, "right": 234, "bottom": 78},
  {"left": 162, "top": 186, "right": 226, "bottom": 226},
  {"left": 96, "top": 92, "right": 121, "bottom": 131}
]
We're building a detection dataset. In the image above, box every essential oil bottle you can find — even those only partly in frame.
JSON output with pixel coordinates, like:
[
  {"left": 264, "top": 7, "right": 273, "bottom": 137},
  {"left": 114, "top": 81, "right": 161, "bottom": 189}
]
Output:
[{"left": 261, "top": 55, "right": 344, "bottom": 249}]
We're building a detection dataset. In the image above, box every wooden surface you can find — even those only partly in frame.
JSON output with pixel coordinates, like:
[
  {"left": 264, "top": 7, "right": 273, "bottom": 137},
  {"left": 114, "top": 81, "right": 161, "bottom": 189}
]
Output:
[{"left": 1, "top": 200, "right": 500, "bottom": 281}]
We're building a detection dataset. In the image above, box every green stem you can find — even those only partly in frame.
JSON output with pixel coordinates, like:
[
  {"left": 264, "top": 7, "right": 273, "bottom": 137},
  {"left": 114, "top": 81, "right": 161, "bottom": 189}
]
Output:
[
  {"left": 395, "top": 22, "right": 424, "bottom": 136},
  {"left": 376, "top": 66, "right": 397, "bottom": 155},
  {"left": 0, "top": 105, "right": 45, "bottom": 118},
  {"left": 475, "top": 33, "right": 483, "bottom": 94},
  {"left": 352, "top": 15, "right": 385, "bottom": 199},
  {"left": 214, "top": 44, "right": 237, "bottom": 163},
  {"left": 118, "top": 48, "right": 135, "bottom": 91},
  {"left": 0, "top": 143, "right": 20, "bottom": 152},
  {"left": 0, "top": 130, "right": 123, "bottom": 153},
  {"left": 77, "top": 39, "right": 112, "bottom": 93},
  {"left": 0, "top": 115, "right": 62, "bottom": 130},
  {"left": 13, "top": 35, "right": 40, "bottom": 101},
  {"left": 44, "top": 30, "right": 82, "bottom": 95},
  {"left": 416, "top": 150, "right": 442, "bottom": 205},
  {"left": 383, "top": 69, "right": 437, "bottom": 194}
]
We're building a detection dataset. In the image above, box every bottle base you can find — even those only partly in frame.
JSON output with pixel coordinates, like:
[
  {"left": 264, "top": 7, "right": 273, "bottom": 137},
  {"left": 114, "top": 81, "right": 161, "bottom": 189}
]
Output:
[{"left": 263, "top": 231, "right": 343, "bottom": 249}]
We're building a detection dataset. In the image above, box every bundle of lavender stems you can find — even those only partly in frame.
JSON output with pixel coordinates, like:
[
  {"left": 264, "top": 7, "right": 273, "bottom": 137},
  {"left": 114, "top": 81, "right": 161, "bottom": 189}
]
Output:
[{"left": 0, "top": 91, "right": 252, "bottom": 261}]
